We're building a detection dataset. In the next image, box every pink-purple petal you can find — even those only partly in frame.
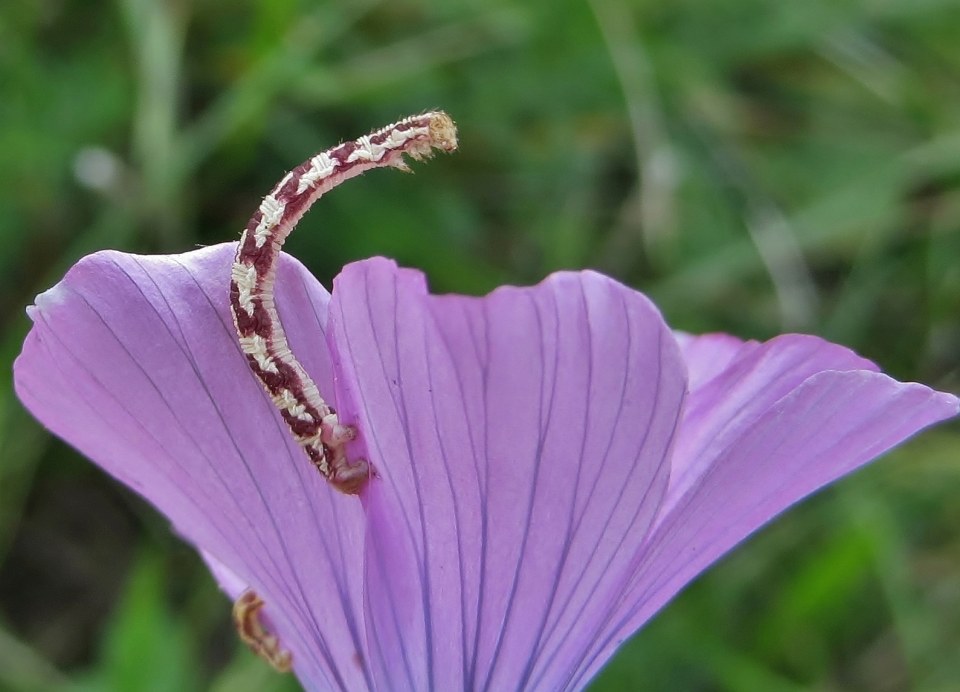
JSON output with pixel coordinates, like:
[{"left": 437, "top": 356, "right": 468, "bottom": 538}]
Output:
[
  {"left": 664, "top": 333, "right": 880, "bottom": 515},
  {"left": 570, "top": 368, "right": 958, "bottom": 687},
  {"left": 673, "top": 331, "right": 752, "bottom": 391},
  {"left": 327, "top": 258, "right": 688, "bottom": 690},
  {"left": 14, "top": 244, "right": 370, "bottom": 690}
]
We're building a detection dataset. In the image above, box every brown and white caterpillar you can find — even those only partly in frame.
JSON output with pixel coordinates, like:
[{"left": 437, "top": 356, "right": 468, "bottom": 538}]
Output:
[{"left": 229, "top": 112, "right": 457, "bottom": 495}]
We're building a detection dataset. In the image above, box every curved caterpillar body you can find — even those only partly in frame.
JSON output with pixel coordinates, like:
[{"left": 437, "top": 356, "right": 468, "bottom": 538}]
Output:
[{"left": 229, "top": 112, "right": 458, "bottom": 494}]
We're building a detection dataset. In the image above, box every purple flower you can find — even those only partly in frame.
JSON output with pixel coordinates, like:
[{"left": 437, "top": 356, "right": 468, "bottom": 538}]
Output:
[{"left": 13, "top": 114, "right": 958, "bottom": 690}]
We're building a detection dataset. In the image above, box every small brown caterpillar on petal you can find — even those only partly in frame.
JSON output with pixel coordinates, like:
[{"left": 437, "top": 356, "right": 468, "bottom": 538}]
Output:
[{"left": 233, "top": 589, "right": 293, "bottom": 673}]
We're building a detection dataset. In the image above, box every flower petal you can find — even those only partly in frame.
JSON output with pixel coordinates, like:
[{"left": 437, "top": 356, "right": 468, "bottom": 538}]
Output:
[
  {"left": 673, "top": 331, "right": 752, "bottom": 391},
  {"left": 665, "top": 333, "right": 880, "bottom": 514},
  {"left": 571, "top": 360, "right": 958, "bottom": 686},
  {"left": 326, "top": 258, "right": 688, "bottom": 690},
  {"left": 14, "top": 244, "right": 370, "bottom": 689}
]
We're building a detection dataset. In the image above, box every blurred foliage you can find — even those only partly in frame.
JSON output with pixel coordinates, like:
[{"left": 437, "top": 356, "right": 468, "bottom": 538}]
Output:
[{"left": 1, "top": 0, "right": 958, "bottom": 690}]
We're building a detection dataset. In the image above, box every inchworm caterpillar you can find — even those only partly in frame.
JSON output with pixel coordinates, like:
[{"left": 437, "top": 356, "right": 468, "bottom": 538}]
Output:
[
  {"left": 233, "top": 589, "right": 292, "bottom": 673},
  {"left": 229, "top": 112, "right": 458, "bottom": 494}
]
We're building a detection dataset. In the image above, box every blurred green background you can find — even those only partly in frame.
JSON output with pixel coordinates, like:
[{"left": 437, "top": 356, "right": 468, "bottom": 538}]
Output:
[{"left": 2, "top": 0, "right": 959, "bottom": 690}]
